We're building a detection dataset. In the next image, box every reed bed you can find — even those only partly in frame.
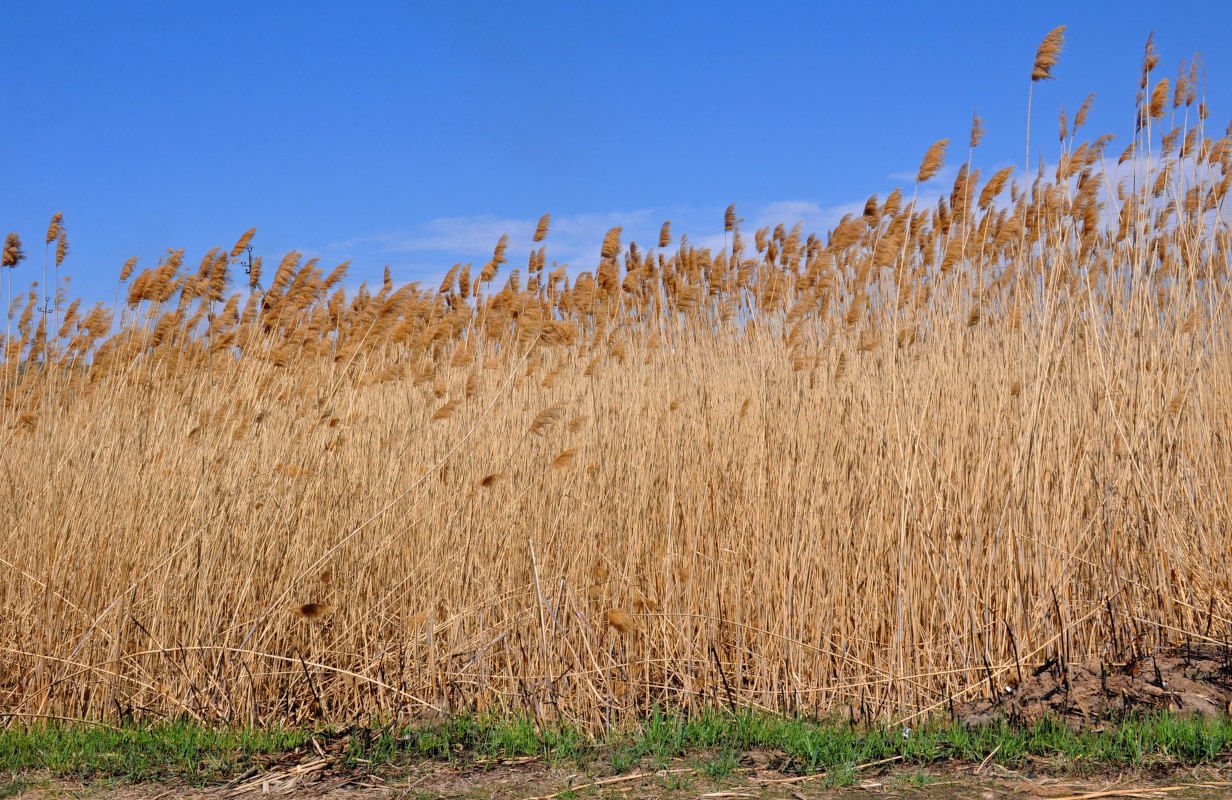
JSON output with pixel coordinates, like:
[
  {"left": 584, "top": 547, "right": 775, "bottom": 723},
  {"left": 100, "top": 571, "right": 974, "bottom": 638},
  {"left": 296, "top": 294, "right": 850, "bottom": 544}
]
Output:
[{"left": 2, "top": 32, "right": 1232, "bottom": 731}]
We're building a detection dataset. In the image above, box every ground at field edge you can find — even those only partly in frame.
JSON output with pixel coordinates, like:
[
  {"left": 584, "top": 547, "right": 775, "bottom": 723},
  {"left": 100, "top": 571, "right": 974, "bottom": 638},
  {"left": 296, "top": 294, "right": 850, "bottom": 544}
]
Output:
[{"left": 8, "top": 757, "right": 1232, "bottom": 800}]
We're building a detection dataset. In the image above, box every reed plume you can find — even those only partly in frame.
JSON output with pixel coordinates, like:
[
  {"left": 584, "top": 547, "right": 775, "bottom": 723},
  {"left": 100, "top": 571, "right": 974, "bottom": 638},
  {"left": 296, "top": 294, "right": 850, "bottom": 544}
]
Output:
[
  {"left": 54, "top": 233, "right": 69, "bottom": 268},
  {"left": 970, "top": 111, "right": 985, "bottom": 148},
  {"left": 606, "top": 608, "right": 634, "bottom": 636},
  {"left": 1141, "top": 32, "right": 1159, "bottom": 87},
  {"left": 601, "top": 227, "right": 622, "bottom": 260},
  {"left": 529, "top": 402, "right": 566, "bottom": 436},
  {"left": 917, "top": 139, "right": 949, "bottom": 183},
  {"left": 1150, "top": 78, "right": 1170, "bottom": 119},
  {"left": 479, "top": 235, "right": 508, "bottom": 284},
  {"left": 1031, "top": 25, "right": 1066, "bottom": 81},
  {"left": 2, "top": 234, "right": 24, "bottom": 268},
  {"left": 231, "top": 227, "right": 257, "bottom": 257},
  {"left": 292, "top": 603, "right": 333, "bottom": 620},
  {"left": 1074, "top": 92, "right": 1095, "bottom": 131},
  {"left": 431, "top": 399, "right": 460, "bottom": 421},
  {"left": 45, "top": 213, "right": 63, "bottom": 245},
  {"left": 533, "top": 213, "right": 551, "bottom": 243}
]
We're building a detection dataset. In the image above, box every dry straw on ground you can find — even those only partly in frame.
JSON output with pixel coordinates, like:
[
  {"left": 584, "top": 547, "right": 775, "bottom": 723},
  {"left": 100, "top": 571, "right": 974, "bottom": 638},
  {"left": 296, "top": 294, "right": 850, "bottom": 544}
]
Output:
[{"left": 1, "top": 32, "right": 1232, "bottom": 731}]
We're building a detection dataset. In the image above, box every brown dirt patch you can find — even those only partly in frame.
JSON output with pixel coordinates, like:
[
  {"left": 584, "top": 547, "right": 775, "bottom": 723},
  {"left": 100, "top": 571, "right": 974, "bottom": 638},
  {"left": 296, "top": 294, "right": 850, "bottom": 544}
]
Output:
[
  {"left": 958, "top": 645, "right": 1232, "bottom": 728},
  {"left": 9, "top": 766, "right": 1232, "bottom": 800}
]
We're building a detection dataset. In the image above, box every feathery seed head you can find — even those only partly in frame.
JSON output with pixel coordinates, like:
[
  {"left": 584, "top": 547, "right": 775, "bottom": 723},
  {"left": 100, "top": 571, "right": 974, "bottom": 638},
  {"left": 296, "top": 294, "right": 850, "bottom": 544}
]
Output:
[
  {"left": 45, "top": 213, "right": 64, "bottom": 245},
  {"left": 601, "top": 227, "right": 623, "bottom": 260},
  {"left": 1150, "top": 78, "right": 1169, "bottom": 119},
  {"left": 1031, "top": 25, "right": 1066, "bottom": 82},
  {"left": 533, "top": 213, "right": 551, "bottom": 243},
  {"left": 3, "top": 233, "right": 26, "bottom": 268},
  {"left": 230, "top": 227, "right": 256, "bottom": 258},
  {"left": 863, "top": 194, "right": 880, "bottom": 225},
  {"left": 529, "top": 402, "right": 567, "bottom": 436},
  {"left": 431, "top": 399, "right": 460, "bottom": 422},
  {"left": 1074, "top": 92, "right": 1095, "bottom": 130},
  {"left": 917, "top": 139, "right": 949, "bottom": 183},
  {"left": 606, "top": 608, "right": 634, "bottom": 636},
  {"left": 55, "top": 232, "right": 69, "bottom": 268},
  {"left": 1141, "top": 32, "right": 1159, "bottom": 86},
  {"left": 248, "top": 256, "right": 263, "bottom": 290},
  {"left": 292, "top": 603, "right": 333, "bottom": 620},
  {"left": 970, "top": 111, "right": 985, "bottom": 148}
]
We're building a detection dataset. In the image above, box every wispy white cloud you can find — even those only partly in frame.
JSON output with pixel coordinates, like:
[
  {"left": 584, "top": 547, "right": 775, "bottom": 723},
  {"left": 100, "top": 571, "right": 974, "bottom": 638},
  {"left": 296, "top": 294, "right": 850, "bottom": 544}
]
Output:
[
  {"left": 752, "top": 200, "right": 866, "bottom": 233},
  {"left": 332, "top": 209, "right": 663, "bottom": 273},
  {"left": 325, "top": 192, "right": 945, "bottom": 285}
]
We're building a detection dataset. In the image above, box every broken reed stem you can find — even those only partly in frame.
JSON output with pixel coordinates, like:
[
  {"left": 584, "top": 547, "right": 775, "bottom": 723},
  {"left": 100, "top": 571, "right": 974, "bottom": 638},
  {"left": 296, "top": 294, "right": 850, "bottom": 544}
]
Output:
[{"left": 529, "top": 537, "right": 556, "bottom": 717}]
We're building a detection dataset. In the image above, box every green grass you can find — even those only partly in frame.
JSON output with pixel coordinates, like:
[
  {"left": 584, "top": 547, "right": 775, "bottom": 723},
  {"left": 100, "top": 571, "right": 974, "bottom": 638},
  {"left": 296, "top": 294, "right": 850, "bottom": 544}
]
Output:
[
  {"left": 4, "top": 709, "right": 1232, "bottom": 788},
  {"left": 0, "top": 720, "right": 310, "bottom": 784}
]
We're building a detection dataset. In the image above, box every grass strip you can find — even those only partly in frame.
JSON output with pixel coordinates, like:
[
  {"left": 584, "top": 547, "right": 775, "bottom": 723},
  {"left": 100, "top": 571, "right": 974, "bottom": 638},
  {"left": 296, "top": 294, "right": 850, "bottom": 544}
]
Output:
[{"left": 3, "top": 708, "right": 1232, "bottom": 789}]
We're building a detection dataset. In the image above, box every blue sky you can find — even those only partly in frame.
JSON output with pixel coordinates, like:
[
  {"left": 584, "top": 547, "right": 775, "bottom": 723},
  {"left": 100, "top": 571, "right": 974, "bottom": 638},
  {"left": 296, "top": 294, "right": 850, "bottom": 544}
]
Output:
[{"left": 4, "top": 0, "right": 1232, "bottom": 304}]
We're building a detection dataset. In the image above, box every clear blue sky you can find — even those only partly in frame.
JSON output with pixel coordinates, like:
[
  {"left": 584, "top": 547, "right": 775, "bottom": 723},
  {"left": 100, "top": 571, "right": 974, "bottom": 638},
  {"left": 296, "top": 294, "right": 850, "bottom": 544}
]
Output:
[{"left": 4, "top": 0, "right": 1232, "bottom": 304}]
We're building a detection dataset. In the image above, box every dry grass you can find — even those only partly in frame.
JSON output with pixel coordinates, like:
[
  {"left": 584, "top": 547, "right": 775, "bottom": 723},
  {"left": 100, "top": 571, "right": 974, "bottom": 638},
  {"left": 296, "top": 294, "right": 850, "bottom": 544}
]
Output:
[{"left": 2, "top": 35, "right": 1232, "bottom": 732}]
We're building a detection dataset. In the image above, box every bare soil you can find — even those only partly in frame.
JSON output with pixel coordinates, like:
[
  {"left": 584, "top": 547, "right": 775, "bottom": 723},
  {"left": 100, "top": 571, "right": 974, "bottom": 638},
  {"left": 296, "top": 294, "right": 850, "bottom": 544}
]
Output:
[
  {"left": 958, "top": 645, "right": 1232, "bottom": 728},
  {"left": 8, "top": 762, "right": 1232, "bottom": 800}
]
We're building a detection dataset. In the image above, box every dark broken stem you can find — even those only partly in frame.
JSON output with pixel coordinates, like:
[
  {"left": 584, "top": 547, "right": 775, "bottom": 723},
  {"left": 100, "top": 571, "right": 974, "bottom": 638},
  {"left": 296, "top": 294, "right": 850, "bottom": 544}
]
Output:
[
  {"left": 240, "top": 658, "right": 261, "bottom": 728},
  {"left": 1003, "top": 620, "right": 1024, "bottom": 687},
  {"left": 1106, "top": 597, "right": 1121, "bottom": 659},
  {"left": 297, "top": 648, "right": 325, "bottom": 719},
  {"left": 1127, "top": 603, "right": 1144, "bottom": 661},
  {"left": 1051, "top": 587, "right": 1068, "bottom": 672},
  {"left": 709, "top": 642, "right": 738, "bottom": 712}
]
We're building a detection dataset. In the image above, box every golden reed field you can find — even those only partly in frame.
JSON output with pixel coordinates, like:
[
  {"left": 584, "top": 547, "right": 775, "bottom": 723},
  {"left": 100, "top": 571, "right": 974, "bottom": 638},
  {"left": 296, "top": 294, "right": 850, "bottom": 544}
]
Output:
[{"left": 2, "top": 30, "right": 1231, "bottom": 730}]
